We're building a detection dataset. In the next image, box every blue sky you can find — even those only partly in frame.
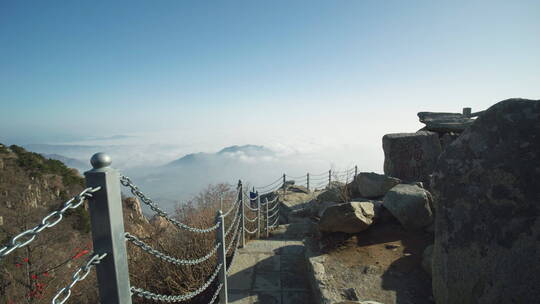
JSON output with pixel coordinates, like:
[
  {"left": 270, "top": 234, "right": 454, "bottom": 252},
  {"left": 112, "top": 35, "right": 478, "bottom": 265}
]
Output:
[{"left": 0, "top": 0, "right": 539, "bottom": 170}]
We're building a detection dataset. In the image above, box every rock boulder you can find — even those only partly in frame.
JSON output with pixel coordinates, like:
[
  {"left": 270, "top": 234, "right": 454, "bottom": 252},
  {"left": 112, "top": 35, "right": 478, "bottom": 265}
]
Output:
[
  {"left": 382, "top": 131, "right": 442, "bottom": 184},
  {"left": 350, "top": 172, "right": 401, "bottom": 198},
  {"left": 319, "top": 201, "right": 376, "bottom": 233},
  {"left": 382, "top": 184, "right": 433, "bottom": 230},
  {"left": 431, "top": 98, "right": 540, "bottom": 303}
]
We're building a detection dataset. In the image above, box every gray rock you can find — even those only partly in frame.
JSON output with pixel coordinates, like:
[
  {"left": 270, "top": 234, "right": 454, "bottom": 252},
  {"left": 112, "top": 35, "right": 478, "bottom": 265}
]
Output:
[
  {"left": 422, "top": 244, "right": 433, "bottom": 277},
  {"left": 382, "top": 131, "right": 442, "bottom": 184},
  {"left": 440, "top": 132, "right": 460, "bottom": 151},
  {"left": 431, "top": 98, "right": 540, "bottom": 304},
  {"left": 417, "top": 111, "right": 475, "bottom": 132},
  {"left": 319, "top": 201, "right": 376, "bottom": 233},
  {"left": 382, "top": 184, "right": 433, "bottom": 230},
  {"left": 316, "top": 187, "right": 344, "bottom": 203},
  {"left": 350, "top": 172, "right": 401, "bottom": 198}
]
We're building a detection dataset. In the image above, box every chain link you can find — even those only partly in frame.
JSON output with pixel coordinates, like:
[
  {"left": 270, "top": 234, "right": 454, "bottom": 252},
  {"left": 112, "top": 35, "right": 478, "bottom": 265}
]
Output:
[
  {"left": 222, "top": 196, "right": 240, "bottom": 218},
  {"left": 224, "top": 205, "right": 241, "bottom": 238},
  {"left": 243, "top": 202, "right": 258, "bottom": 212},
  {"left": 226, "top": 220, "right": 241, "bottom": 254},
  {"left": 131, "top": 262, "right": 223, "bottom": 302},
  {"left": 244, "top": 214, "right": 258, "bottom": 223},
  {"left": 125, "top": 232, "right": 219, "bottom": 266},
  {"left": 0, "top": 187, "right": 100, "bottom": 259},
  {"left": 208, "top": 283, "right": 223, "bottom": 304},
  {"left": 269, "top": 215, "right": 280, "bottom": 228},
  {"left": 226, "top": 225, "right": 241, "bottom": 274},
  {"left": 267, "top": 201, "right": 280, "bottom": 212},
  {"left": 244, "top": 226, "right": 258, "bottom": 234},
  {"left": 268, "top": 208, "right": 280, "bottom": 220},
  {"left": 120, "top": 176, "right": 219, "bottom": 233},
  {"left": 52, "top": 252, "right": 107, "bottom": 304}
]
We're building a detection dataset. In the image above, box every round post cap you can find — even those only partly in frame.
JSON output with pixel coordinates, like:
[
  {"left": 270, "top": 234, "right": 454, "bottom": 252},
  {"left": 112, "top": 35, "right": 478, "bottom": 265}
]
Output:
[{"left": 90, "top": 152, "right": 112, "bottom": 169}]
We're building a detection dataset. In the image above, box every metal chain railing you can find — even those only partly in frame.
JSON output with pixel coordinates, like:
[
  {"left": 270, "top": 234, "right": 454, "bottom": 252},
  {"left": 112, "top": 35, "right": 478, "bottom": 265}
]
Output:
[
  {"left": 131, "top": 261, "right": 223, "bottom": 302},
  {"left": 224, "top": 206, "right": 241, "bottom": 238},
  {"left": 226, "top": 220, "right": 241, "bottom": 254},
  {"left": 222, "top": 196, "right": 240, "bottom": 218},
  {"left": 120, "top": 175, "right": 220, "bottom": 233},
  {"left": 208, "top": 283, "right": 223, "bottom": 304},
  {"left": 125, "top": 232, "right": 219, "bottom": 266},
  {"left": 0, "top": 187, "right": 101, "bottom": 259},
  {"left": 52, "top": 253, "right": 108, "bottom": 304}
]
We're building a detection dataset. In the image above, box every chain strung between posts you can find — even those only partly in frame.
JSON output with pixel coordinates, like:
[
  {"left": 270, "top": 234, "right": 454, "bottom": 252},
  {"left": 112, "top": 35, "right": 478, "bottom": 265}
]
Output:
[
  {"left": 120, "top": 176, "right": 219, "bottom": 233},
  {"left": 243, "top": 202, "right": 258, "bottom": 212},
  {"left": 131, "top": 262, "right": 223, "bottom": 302},
  {"left": 244, "top": 214, "right": 258, "bottom": 223},
  {"left": 0, "top": 187, "right": 100, "bottom": 259},
  {"left": 208, "top": 283, "right": 223, "bottom": 304},
  {"left": 268, "top": 208, "right": 280, "bottom": 220},
  {"left": 222, "top": 196, "right": 240, "bottom": 218},
  {"left": 52, "top": 253, "right": 107, "bottom": 304},
  {"left": 224, "top": 205, "right": 241, "bottom": 238},
  {"left": 267, "top": 201, "right": 280, "bottom": 212},
  {"left": 244, "top": 226, "right": 258, "bottom": 234},
  {"left": 125, "top": 232, "right": 218, "bottom": 266},
  {"left": 225, "top": 216, "right": 241, "bottom": 253},
  {"left": 227, "top": 224, "right": 242, "bottom": 274},
  {"left": 269, "top": 215, "right": 280, "bottom": 228}
]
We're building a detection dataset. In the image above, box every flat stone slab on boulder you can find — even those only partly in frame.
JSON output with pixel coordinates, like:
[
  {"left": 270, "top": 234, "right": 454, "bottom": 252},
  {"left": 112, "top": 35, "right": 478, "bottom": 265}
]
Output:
[
  {"left": 431, "top": 98, "right": 540, "bottom": 304},
  {"left": 417, "top": 112, "right": 475, "bottom": 132},
  {"left": 319, "top": 201, "right": 376, "bottom": 234},
  {"left": 351, "top": 172, "right": 401, "bottom": 198},
  {"left": 382, "top": 131, "right": 442, "bottom": 184},
  {"left": 383, "top": 184, "right": 433, "bottom": 230},
  {"left": 316, "top": 187, "right": 344, "bottom": 204}
]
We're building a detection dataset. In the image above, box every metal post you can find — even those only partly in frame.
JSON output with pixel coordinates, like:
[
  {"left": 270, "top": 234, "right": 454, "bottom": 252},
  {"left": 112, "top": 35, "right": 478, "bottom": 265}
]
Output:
[
  {"left": 355, "top": 165, "right": 358, "bottom": 178},
  {"left": 463, "top": 107, "right": 472, "bottom": 118},
  {"left": 328, "top": 170, "right": 331, "bottom": 186},
  {"left": 256, "top": 193, "right": 261, "bottom": 239},
  {"left": 307, "top": 173, "right": 310, "bottom": 192},
  {"left": 282, "top": 173, "right": 286, "bottom": 186},
  {"left": 215, "top": 211, "right": 228, "bottom": 304},
  {"left": 265, "top": 198, "right": 269, "bottom": 238},
  {"left": 239, "top": 180, "right": 245, "bottom": 248},
  {"left": 84, "top": 153, "right": 132, "bottom": 304},
  {"left": 220, "top": 195, "right": 223, "bottom": 211}
]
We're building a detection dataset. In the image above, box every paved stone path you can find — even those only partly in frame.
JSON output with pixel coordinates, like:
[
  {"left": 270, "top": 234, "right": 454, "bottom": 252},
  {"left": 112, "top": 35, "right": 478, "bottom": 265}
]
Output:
[{"left": 227, "top": 220, "right": 314, "bottom": 304}]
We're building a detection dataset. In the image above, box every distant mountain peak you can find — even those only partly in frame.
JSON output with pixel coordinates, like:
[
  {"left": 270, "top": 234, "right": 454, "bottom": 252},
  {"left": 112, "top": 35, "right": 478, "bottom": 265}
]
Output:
[{"left": 217, "top": 145, "right": 268, "bottom": 155}]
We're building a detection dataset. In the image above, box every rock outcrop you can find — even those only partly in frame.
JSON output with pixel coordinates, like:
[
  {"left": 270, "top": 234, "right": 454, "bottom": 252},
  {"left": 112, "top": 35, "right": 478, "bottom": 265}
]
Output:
[
  {"left": 431, "top": 98, "right": 540, "bottom": 303},
  {"left": 382, "top": 184, "right": 433, "bottom": 230},
  {"left": 350, "top": 172, "right": 401, "bottom": 199},
  {"left": 319, "top": 201, "right": 376, "bottom": 233},
  {"left": 417, "top": 111, "right": 475, "bottom": 133},
  {"left": 421, "top": 244, "right": 433, "bottom": 277},
  {"left": 382, "top": 131, "right": 442, "bottom": 184}
]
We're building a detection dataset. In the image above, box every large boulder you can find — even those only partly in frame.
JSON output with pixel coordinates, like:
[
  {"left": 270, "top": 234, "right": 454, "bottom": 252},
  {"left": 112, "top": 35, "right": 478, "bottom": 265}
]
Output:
[
  {"left": 417, "top": 111, "right": 475, "bottom": 132},
  {"left": 350, "top": 172, "right": 401, "bottom": 198},
  {"left": 316, "top": 187, "right": 344, "bottom": 203},
  {"left": 319, "top": 201, "right": 376, "bottom": 233},
  {"left": 382, "top": 131, "right": 442, "bottom": 184},
  {"left": 431, "top": 98, "right": 540, "bottom": 304},
  {"left": 382, "top": 184, "right": 433, "bottom": 230}
]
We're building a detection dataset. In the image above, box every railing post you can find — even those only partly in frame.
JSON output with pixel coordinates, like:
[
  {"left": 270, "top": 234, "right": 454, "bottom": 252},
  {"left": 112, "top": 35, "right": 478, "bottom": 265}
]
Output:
[
  {"left": 84, "top": 153, "right": 132, "bottom": 304},
  {"left": 238, "top": 180, "right": 245, "bottom": 248},
  {"left": 215, "top": 211, "right": 228, "bottom": 304},
  {"left": 328, "top": 169, "right": 331, "bottom": 186},
  {"left": 220, "top": 195, "right": 223, "bottom": 211},
  {"left": 282, "top": 173, "right": 286, "bottom": 198},
  {"left": 265, "top": 198, "right": 269, "bottom": 238},
  {"left": 307, "top": 173, "right": 310, "bottom": 192},
  {"left": 256, "top": 192, "right": 261, "bottom": 239},
  {"left": 354, "top": 165, "right": 358, "bottom": 178}
]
